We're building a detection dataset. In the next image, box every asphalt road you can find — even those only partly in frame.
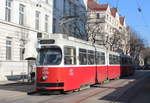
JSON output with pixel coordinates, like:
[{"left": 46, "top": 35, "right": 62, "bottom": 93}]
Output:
[
  {"left": 117, "top": 71, "right": 150, "bottom": 103},
  {"left": 0, "top": 70, "right": 150, "bottom": 103}
]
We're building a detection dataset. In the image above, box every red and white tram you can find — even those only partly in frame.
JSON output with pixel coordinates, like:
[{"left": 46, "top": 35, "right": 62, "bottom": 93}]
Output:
[{"left": 36, "top": 34, "right": 135, "bottom": 93}]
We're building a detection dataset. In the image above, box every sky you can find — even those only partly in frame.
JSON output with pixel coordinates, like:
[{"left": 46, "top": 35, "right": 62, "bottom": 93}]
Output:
[{"left": 98, "top": 0, "right": 150, "bottom": 47}]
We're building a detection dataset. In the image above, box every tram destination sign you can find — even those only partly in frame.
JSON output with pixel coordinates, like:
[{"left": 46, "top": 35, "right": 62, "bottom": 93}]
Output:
[{"left": 40, "top": 39, "right": 55, "bottom": 44}]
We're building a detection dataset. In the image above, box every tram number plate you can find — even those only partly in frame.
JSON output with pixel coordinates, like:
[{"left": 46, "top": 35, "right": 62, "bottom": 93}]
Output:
[{"left": 42, "top": 68, "right": 49, "bottom": 75}]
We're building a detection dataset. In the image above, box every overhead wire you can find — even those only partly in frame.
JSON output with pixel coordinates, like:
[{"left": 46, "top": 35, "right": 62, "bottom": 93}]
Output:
[
  {"left": 135, "top": 0, "right": 150, "bottom": 47},
  {"left": 135, "top": 0, "right": 150, "bottom": 32}
]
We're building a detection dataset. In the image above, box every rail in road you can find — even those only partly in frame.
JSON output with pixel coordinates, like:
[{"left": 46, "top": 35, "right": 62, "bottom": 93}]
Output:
[{"left": 0, "top": 70, "right": 149, "bottom": 103}]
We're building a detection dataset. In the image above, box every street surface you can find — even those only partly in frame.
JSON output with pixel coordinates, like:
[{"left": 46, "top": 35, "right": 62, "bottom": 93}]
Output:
[{"left": 0, "top": 70, "right": 150, "bottom": 103}]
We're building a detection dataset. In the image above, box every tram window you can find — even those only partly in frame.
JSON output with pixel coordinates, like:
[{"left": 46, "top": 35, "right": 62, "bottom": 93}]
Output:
[
  {"left": 121, "top": 57, "right": 125, "bottom": 65},
  {"left": 130, "top": 59, "right": 133, "bottom": 64},
  {"left": 113, "top": 55, "right": 116, "bottom": 64},
  {"left": 79, "top": 48, "right": 87, "bottom": 65},
  {"left": 109, "top": 54, "right": 113, "bottom": 64},
  {"left": 96, "top": 52, "right": 105, "bottom": 65},
  {"left": 128, "top": 58, "right": 132, "bottom": 64},
  {"left": 125, "top": 58, "right": 128, "bottom": 64},
  {"left": 109, "top": 54, "right": 120, "bottom": 64},
  {"left": 123, "top": 57, "right": 126, "bottom": 65},
  {"left": 127, "top": 58, "right": 129, "bottom": 64},
  {"left": 37, "top": 47, "right": 62, "bottom": 65},
  {"left": 64, "top": 47, "right": 76, "bottom": 65},
  {"left": 87, "top": 50, "right": 95, "bottom": 65},
  {"left": 115, "top": 56, "right": 120, "bottom": 64}
]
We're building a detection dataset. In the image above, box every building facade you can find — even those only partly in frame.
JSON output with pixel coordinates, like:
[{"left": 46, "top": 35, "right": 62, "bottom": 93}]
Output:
[
  {"left": 87, "top": 0, "right": 129, "bottom": 54},
  {"left": 0, "top": 0, "right": 54, "bottom": 81},
  {"left": 0, "top": 0, "right": 87, "bottom": 81},
  {"left": 53, "top": 0, "right": 87, "bottom": 40}
]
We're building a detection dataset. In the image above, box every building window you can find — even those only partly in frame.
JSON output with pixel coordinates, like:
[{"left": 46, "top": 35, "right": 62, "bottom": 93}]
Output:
[
  {"left": 73, "top": 4, "right": 77, "bottom": 16},
  {"left": 5, "top": 0, "right": 12, "bottom": 22},
  {"left": 53, "top": 0, "right": 57, "bottom": 8},
  {"left": 6, "top": 37, "right": 12, "bottom": 60},
  {"left": 53, "top": 18, "right": 56, "bottom": 33},
  {"left": 20, "top": 48, "right": 24, "bottom": 60},
  {"left": 63, "top": 0, "right": 67, "bottom": 15},
  {"left": 35, "top": 11, "right": 40, "bottom": 30},
  {"left": 69, "top": 1, "right": 72, "bottom": 16},
  {"left": 19, "top": 4, "right": 25, "bottom": 25},
  {"left": 45, "top": 15, "right": 49, "bottom": 32},
  {"left": 97, "top": 13, "right": 100, "bottom": 19}
]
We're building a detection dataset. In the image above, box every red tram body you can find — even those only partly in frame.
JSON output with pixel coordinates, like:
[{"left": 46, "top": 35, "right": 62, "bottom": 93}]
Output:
[{"left": 36, "top": 34, "right": 135, "bottom": 92}]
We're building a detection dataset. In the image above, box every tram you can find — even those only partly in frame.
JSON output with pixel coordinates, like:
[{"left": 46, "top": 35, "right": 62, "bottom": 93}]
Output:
[
  {"left": 120, "top": 55, "right": 135, "bottom": 76},
  {"left": 36, "top": 34, "right": 135, "bottom": 92}
]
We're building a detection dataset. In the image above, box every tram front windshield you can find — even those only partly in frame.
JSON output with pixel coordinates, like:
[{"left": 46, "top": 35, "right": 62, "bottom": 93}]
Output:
[{"left": 37, "top": 47, "right": 62, "bottom": 65}]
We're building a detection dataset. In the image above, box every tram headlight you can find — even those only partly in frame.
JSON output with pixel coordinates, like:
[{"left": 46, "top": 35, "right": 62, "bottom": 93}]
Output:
[{"left": 41, "top": 76, "right": 48, "bottom": 81}]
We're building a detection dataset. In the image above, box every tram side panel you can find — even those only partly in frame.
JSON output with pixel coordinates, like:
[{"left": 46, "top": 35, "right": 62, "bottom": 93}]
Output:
[
  {"left": 59, "top": 67, "right": 80, "bottom": 91},
  {"left": 96, "top": 66, "right": 108, "bottom": 83},
  {"left": 120, "top": 65, "right": 128, "bottom": 76},
  {"left": 63, "top": 66, "right": 96, "bottom": 91},
  {"left": 108, "top": 54, "right": 121, "bottom": 79},
  {"left": 120, "top": 57, "right": 135, "bottom": 76},
  {"left": 108, "top": 65, "right": 120, "bottom": 79}
]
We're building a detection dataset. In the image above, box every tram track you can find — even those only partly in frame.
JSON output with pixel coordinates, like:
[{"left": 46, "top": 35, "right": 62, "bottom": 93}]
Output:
[
  {"left": 0, "top": 70, "right": 148, "bottom": 103},
  {"left": 66, "top": 71, "right": 149, "bottom": 103},
  {"left": 73, "top": 80, "right": 129, "bottom": 103},
  {"left": 40, "top": 79, "right": 130, "bottom": 103},
  {"left": 109, "top": 71, "right": 150, "bottom": 103}
]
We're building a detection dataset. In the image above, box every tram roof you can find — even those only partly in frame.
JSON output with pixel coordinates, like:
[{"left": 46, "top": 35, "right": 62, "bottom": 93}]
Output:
[
  {"left": 39, "top": 34, "right": 105, "bottom": 49},
  {"left": 38, "top": 34, "right": 130, "bottom": 57}
]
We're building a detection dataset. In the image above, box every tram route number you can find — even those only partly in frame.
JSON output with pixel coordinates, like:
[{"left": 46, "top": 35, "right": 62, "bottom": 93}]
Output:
[{"left": 42, "top": 68, "right": 49, "bottom": 75}]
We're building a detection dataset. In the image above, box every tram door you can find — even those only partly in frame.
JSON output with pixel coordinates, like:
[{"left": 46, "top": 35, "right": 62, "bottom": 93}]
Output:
[{"left": 96, "top": 51, "right": 108, "bottom": 83}]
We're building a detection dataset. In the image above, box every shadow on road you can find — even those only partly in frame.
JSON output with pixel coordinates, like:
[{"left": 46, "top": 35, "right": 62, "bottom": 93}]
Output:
[{"left": 98, "top": 70, "right": 150, "bottom": 103}]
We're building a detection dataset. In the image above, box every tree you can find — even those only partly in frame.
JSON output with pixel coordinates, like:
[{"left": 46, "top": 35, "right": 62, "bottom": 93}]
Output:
[
  {"left": 59, "top": 10, "right": 105, "bottom": 41},
  {"left": 127, "top": 27, "right": 145, "bottom": 64}
]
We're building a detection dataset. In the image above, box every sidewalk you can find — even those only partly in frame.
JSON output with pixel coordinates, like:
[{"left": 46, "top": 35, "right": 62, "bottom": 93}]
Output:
[
  {"left": 0, "top": 80, "right": 21, "bottom": 85},
  {"left": 0, "top": 80, "right": 35, "bottom": 101}
]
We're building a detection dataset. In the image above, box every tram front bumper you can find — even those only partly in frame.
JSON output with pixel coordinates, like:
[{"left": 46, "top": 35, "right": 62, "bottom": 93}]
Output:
[{"left": 36, "top": 82, "right": 64, "bottom": 90}]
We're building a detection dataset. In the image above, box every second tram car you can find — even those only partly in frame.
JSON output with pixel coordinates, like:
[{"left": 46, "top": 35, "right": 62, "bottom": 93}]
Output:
[
  {"left": 36, "top": 34, "right": 135, "bottom": 93},
  {"left": 120, "top": 55, "right": 135, "bottom": 76}
]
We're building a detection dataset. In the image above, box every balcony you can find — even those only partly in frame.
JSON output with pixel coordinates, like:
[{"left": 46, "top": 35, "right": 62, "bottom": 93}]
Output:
[{"left": 88, "top": 17, "right": 105, "bottom": 24}]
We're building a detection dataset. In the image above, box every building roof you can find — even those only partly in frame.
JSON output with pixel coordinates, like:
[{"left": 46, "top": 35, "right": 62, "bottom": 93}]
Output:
[
  {"left": 110, "top": 8, "right": 117, "bottom": 17},
  {"left": 87, "top": 0, "right": 108, "bottom": 11},
  {"left": 88, "top": 0, "right": 126, "bottom": 26},
  {"left": 87, "top": 0, "right": 100, "bottom": 9}
]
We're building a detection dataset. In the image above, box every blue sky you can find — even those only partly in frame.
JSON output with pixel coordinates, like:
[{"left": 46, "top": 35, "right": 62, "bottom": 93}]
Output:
[{"left": 98, "top": 0, "right": 150, "bottom": 47}]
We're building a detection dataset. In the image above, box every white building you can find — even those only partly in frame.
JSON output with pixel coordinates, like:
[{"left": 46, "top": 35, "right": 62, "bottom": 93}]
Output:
[
  {"left": 0, "top": 0, "right": 87, "bottom": 81},
  {"left": 87, "top": 0, "right": 129, "bottom": 53}
]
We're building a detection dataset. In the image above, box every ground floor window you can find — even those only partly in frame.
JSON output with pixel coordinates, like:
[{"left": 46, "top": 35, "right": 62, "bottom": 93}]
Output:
[{"left": 6, "top": 37, "right": 12, "bottom": 60}]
